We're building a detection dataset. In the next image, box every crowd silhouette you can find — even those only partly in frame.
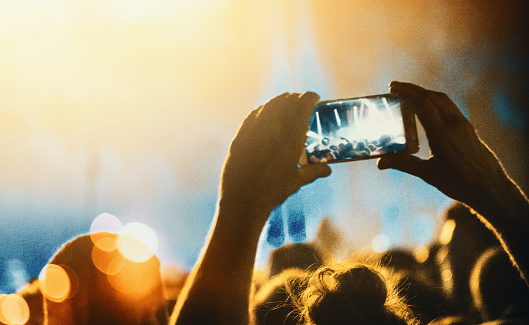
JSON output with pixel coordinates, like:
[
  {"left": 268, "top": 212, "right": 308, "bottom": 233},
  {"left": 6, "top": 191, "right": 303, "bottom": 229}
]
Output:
[
  {"left": 2, "top": 82, "right": 529, "bottom": 324},
  {"left": 307, "top": 134, "right": 407, "bottom": 163}
]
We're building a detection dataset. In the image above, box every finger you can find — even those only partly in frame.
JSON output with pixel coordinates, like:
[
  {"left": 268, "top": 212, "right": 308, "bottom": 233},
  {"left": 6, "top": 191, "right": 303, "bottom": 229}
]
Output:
[
  {"left": 246, "top": 105, "right": 262, "bottom": 122},
  {"left": 391, "top": 82, "right": 466, "bottom": 126},
  {"left": 377, "top": 153, "right": 432, "bottom": 181},
  {"left": 276, "top": 91, "right": 319, "bottom": 128},
  {"left": 265, "top": 92, "right": 292, "bottom": 106},
  {"left": 273, "top": 164, "right": 331, "bottom": 202},
  {"left": 430, "top": 91, "right": 469, "bottom": 125},
  {"left": 390, "top": 81, "right": 445, "bottom": 141},
  {"left": 296, "top": 91, "right": 321, "bottom": 114},
  {"left": 389, "top": 81, "right": 427, "bottom": 94},
  {"left": 230, "top": 106, "right": 261, "bottom": 142},
  {"left": 257, "top": 92, "right": 292, "bottom": 120},
  {"left": 276, "top": 92, "right": 320, "bottom": 161},
  {"left": 254, "top": 92, "right": 320, "bottom": 166},
  {"left": 290, "top": 92, "right": 320, "bottom": 140},
  {"left": 296, "top": 163, "right": 332, "bottom": 187}
]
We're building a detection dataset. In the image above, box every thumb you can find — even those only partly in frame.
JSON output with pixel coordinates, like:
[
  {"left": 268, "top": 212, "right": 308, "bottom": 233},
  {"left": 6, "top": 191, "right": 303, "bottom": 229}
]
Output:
[
  {"left": 297, "top": 163, "right": 332, "bottom": 187},
  {"left": 377, "top": 154, "right": 430, "bottom": 180}
]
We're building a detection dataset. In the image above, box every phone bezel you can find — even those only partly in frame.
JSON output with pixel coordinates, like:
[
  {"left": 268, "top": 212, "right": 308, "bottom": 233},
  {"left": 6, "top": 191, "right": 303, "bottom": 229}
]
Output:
[{"left": 299, "top": 93, "right": 419, "bottom": 165}]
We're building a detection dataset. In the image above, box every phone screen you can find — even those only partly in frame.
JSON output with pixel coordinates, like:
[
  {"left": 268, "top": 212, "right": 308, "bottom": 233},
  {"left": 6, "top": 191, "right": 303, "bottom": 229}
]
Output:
[{"left": 304, "top": 94, "right": 414, "bottom": 164}]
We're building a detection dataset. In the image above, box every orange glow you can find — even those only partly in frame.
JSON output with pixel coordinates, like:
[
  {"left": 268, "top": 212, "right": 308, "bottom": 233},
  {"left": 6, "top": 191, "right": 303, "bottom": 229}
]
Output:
[
  {"left": 2, "top": 0, "right": 527, "bottom": 284},
  {"left": 95, "top": 235, "right": 118, "bottom": 252},
  {"left": 60, "top": 264, "right": 80, "bottom": 300},
  {"left": 90, "top": 232, "right": 118, "bottom": 252},
  {"left": 117, "top": 223, "right": 158, "bottom": 263},
  {"left": 117, "top": 233, "right": 154, "bottom": 263},
  {"left": 91, "top": 245, "right": 125, "bottom": 275},
  {"left": 439, "top": 219, "right": 456, "bottom": 245},
  {"left": 0, "top": 295, "right": 9, "bottom": 324},
  {"left": 90, "top": 214, "right": 122, "bottom": 251},
  {"left": 413, "top": 245, "right": 429, "bottom": 263},
  {"left": 0, "top": 294, "right": 30, "bottom": 325},
  {"left": 107, "top": 262, "right": 143, "bottom": 295},
  {"left": 107, "top": 257, "right": 163, "bottom": 299},
  {"left": 161, "top": 265, "right": 188, "bottom": 300},
  {"left": 39, "top": 264, "right": 71, "bottom": 303},
  {"left": 107, "top": 255, "right": 128, "bottom": 276}
]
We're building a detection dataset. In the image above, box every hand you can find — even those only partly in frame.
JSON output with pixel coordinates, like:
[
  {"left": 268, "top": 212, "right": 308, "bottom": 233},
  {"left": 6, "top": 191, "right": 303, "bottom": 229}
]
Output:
[
  {"left": 377, "top": 82, "right": 510, "bottom": 208},
  {"left": 219, "top": 92, "right": 331, "bottom": 223}
]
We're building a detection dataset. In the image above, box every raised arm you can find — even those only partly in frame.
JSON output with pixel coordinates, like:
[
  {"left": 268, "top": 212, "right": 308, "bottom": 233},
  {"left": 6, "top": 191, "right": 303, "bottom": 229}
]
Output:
[
  {"left": 170, "top": 92, "right": 331, "bottom": 325},
  {"left": 378, "top": 81, "right": 529, "bottom": 286}
]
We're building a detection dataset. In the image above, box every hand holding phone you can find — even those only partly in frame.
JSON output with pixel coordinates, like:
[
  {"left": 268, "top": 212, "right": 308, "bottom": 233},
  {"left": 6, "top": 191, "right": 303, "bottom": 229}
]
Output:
[{"left": 299, "top": 93, "right": 419, "bottom": 164}]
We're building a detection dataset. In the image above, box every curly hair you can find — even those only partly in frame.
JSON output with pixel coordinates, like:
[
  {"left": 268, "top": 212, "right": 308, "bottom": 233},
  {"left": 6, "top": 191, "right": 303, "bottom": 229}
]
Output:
[{"left": 294, "top": 263, "right": 419, "bottom": 325}]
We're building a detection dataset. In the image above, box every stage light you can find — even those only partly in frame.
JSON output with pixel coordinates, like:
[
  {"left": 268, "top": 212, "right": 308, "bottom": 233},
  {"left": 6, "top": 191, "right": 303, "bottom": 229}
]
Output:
[{"left": 334, "top": 108, "right": 341, "bottom": 127}]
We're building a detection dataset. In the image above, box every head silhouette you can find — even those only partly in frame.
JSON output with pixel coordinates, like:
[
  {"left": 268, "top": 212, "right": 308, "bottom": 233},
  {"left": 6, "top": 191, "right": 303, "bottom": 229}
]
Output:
[
  {"left": 251, "top": 268, "right": 308, "bottom": 325},
  {"left": 267, "top": 242, "right": 324, "bottom": 278},
  {"left": 470, "top": 247, "right": 529, "bottom": 321},
  {"left": 299, "top": 263, "right": 417, "bottom": 325},
  {"left": 438, "top": 202, "right": 499, "bottom": 313},
  {"left": 42, "top": 233, "right": 168, "bottom": 325}
]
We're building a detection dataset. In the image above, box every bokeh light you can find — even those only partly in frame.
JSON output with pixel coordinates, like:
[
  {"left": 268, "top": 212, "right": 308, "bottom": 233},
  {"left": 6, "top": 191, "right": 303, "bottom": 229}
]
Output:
[
  {"left": 117, "top": 222, "right": 158, "bottom": 263},
  {"left": 0, "top": 294, "right": 30, "bottom": 325},
  {"left": 106, "top": 261, "right": 142, "bottom": 295},
  {"left": 90, "top": 213, "right": 123, "bottom": 251},
  {"left": 413, "top": 245, "right": 430, "bottom": 264},
  {"left": 91, "top": 244, "right": 126, "bottom": 275},
  {"left": 90, "top": 213, "right": 123, "bottom": 234},
  {"left": 38, "top": 264, "right": 71, "bottom": 303},
  {"left": 0, "top": 0, "right": 527, "bottom": 285},
  {"left": 439, "top": 219, "right": 456, "bottom": 245},
  {"left": 161, "top": 265, "right": 188, "bottom": 301}
]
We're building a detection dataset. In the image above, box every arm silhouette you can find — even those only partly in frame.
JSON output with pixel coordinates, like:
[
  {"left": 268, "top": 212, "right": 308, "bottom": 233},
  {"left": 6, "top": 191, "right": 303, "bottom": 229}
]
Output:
[
  {"left": 170, "top": 92, "right": 331, "bottom": 325},
  {"left": 378, "top": 81, "right": 529, "bottom": 286}
]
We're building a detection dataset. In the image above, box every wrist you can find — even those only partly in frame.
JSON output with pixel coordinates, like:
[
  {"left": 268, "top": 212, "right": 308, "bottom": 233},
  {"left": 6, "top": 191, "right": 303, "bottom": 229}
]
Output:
[
  {"left": 469, "top": 175, "right": 529, "bottom": 230},
  {"left": 216, "top": 195, "right": 272, "bottom": 238}
]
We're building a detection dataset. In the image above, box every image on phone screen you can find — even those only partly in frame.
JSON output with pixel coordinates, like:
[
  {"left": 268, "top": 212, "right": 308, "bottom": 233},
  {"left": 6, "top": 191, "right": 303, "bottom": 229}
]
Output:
[{"left": 305, "top": 95, "right": 408, "bottom": 164}]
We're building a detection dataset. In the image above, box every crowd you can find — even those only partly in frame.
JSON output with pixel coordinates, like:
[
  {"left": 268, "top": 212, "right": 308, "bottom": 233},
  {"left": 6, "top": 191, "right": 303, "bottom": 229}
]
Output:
[
  {"left": 3, "top": 82, "right": 529, "bottom": 324},
  {"left": 306, "top": 134, "right": 407, "bottom": 163}
]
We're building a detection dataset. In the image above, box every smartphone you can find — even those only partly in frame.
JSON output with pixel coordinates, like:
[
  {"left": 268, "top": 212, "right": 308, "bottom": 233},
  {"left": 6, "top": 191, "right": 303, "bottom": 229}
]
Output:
[{"left": 299, "top": 93, "right": 418, "bottom": 164}]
